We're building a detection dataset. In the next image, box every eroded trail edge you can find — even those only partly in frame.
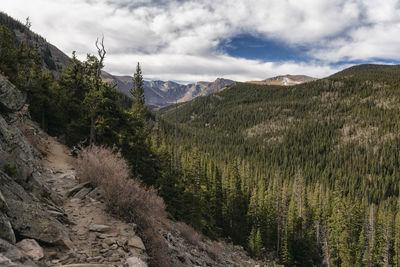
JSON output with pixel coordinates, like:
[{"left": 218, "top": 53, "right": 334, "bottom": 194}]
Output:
[{"left": 42, "top": 137, "right": 148, "bottom": 266}]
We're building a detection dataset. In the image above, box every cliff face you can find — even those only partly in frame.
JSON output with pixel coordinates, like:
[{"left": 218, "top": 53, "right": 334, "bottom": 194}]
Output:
[{"left": 0, "top": 74, "right": 71, "bottom": 266}]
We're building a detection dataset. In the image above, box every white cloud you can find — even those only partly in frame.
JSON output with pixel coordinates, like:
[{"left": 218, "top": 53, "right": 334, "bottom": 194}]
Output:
[
  {"left": 1, "top": 0, "right": 400, "bottom": 82},
  {"left": 105, "top": 53, "right": 339, "bottom": 82}
]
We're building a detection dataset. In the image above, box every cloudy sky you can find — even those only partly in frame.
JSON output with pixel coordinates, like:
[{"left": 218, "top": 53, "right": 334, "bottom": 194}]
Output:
[{"left": 2, "top": 0, "right": 400, "bottom": 82}]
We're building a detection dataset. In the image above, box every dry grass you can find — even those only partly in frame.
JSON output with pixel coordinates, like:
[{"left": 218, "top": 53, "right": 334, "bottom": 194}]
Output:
[
  {"left": 175, "top": 222, "right": 203, "bottom": 246},
  {"left": 75, "top": 145, "right": 171, "bottom": 267}
]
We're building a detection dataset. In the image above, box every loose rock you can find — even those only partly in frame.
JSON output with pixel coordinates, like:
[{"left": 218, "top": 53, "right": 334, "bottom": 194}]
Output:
[
  {"left": 127, "top": 236, "right": 146, "bottom": 251},
  {"left": 73, "top": 187, "right": 92, "bottom": 200},
  {"left": 66, "top": 182, "right": 91, "bottom": 198},
  {"left": 124, "top": 257, "right": 147, "bottom": 267},
  {"left": 16, "top": 239, "right": 44, "bottom": 261},
  {"left": 89, "top": 224, "right": 111, "bottom": 233},
  {"left": 0, "top": 238, "right": 38, "bottom": 267},
  {"left": 0, "top": 212, "right": 16, "bottom": 244}
]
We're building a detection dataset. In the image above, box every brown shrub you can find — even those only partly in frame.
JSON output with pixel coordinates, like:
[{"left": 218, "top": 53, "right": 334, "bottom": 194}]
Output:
[
  {"left": 175, "top": 222, "right": 203, "bottom": 246},
  {"left": 207, "top": 241, "right": 223, "bottom": 261},
  {"left": 143, "top": 228, "right": 174, "bottom": 267},
  {"left": 76, "top": 145, "right": 129, "bottom": 186},
  {"left": 76, "top": 146, "right": 166, "bottom": 221},
  {"left": 75, "top": 145, "right": 169, "bottom": 267}
]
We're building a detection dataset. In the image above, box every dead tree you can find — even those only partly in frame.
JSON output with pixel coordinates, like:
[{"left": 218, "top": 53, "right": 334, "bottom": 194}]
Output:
[
  {"left": 95, "top": 36, "right": 106, "bottom": 82},
  {"left": 89, "top": 37, "right": 106, "bottom": 146}
]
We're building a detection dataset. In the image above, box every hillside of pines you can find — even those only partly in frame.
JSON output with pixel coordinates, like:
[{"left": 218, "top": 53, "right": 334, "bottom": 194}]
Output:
[
  {"left": 2, "top": 9, "right": 400, "bottom": 267},
  {"left": 159, "top": 64, "right": 400, "bottom": 266}
]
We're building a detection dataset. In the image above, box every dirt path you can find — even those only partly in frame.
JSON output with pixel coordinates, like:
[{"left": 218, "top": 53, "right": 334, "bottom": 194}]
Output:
[{"left": 42, "top": 137, "right": 147, "bottom": 266}]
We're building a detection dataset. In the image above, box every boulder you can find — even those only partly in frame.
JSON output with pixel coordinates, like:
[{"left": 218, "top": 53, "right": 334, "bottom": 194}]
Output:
[
  {"left": 0, "top": 74, "right": 25, "bottom": 113},
  {"left": 0, "top": 212, "right": 16, "bottom": 243},
  {"left": 16, "top": 239, "right": 44, "bottom": 261},
  {"left": 6, "top": 199, "right": 73, "bottom": 249},
  {"left": 124, "top": 257, "right": 147, "bottom": 267},
  {"left": 127, "top": 236, "right": 146, "bottom": 251},
  {"left": 0, "top": 115, "right": 39, "bottom": 180},
  {"left": 0, "top": 238, "right": 38, "bottom": 267}
]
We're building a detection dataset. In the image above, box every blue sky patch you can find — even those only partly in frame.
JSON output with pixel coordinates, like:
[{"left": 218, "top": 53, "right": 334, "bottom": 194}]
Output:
[{"left": 217, "top": 34, "right": 310, "bottom": 62}]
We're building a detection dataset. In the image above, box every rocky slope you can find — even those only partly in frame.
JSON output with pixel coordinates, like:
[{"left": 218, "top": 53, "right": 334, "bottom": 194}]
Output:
[
  {"left": 102, "top": 72, "right": 235, "bottom": 107},
  {"left": 0, "top": 12, "right": 72, "bottom": 74}
]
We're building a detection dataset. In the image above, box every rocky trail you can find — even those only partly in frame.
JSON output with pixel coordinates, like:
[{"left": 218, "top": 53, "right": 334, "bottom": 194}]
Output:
[{"left": 40, "top": 137, "right": 148, "bottom": 266}]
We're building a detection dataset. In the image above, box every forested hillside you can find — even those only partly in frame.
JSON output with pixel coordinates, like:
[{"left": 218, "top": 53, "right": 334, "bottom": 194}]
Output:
[
  {"left": 2, "top": 8, "right": 400, "bottom": 267},
  {"left": 160, "top": 64, "right": 400, "bottom": 266}
]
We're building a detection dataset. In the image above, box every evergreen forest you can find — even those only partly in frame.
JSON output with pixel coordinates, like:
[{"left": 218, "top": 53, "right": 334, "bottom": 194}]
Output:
[
  {"left": 1, "top": 11, "right": 400, "bottom": 266},
  {"left": 159, "top": 65, "right": 400, "bottom": 266}
]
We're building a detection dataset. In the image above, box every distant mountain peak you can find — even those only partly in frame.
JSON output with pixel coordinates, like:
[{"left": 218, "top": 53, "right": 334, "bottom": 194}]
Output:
[{"left": 248, "top": 74, "right": 317, "bottom": 86}]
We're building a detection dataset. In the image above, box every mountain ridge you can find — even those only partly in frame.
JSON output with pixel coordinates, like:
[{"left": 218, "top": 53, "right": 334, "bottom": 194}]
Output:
[
  {"left": 159, "top": 63, "right": 400, "bottom": 266},
  {"left": 102, "top": 72, "right": 235, "bottom": 107},
  {"left": 248, "top": 74, "right": 316, "bottom": 86}
]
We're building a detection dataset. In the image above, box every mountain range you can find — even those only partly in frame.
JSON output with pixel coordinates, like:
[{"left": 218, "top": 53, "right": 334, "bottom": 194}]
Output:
[
  {"left": 102, "top": 72, "right": 235, "bottom": 107},
  {"left": 102, "top": 73, "right": 317, "bottom": 107}
]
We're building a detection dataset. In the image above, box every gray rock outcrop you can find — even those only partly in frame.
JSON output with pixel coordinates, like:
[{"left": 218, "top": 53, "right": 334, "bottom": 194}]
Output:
[
  {"left": 7, "top": 199, "right": 73, "bottom": 248},
  {"left": 0, "top": 71, "right": 72, "bottom": 265},
  {"left": 0, "top": 212, "right": 15, "bottom": 244},
  {"left": 0, "top": 75, "right": 25, "bottom": 112}
]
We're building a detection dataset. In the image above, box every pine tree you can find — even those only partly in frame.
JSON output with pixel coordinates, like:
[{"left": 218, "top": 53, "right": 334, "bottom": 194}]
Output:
[
  {"left": 248, "top": 226, "right": 263, "bottom": 257},
  {"left": 213, "top": 164, "right": 224, "bottom": 230},
  {"left": 130, "top": 62, "right": 145, "bottom": 106}
]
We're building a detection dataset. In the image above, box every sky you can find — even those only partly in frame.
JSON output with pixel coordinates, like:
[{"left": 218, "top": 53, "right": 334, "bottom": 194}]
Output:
[{"left": 2, "top": 0, "right": 400, "bottom": 83}]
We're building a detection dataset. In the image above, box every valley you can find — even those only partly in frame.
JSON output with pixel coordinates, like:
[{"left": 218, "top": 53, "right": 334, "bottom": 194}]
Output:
[{"left": 1, "top": 7, "right": 400, "bottom": 267}]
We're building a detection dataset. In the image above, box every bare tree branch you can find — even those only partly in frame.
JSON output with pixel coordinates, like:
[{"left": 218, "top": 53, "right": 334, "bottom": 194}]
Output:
[{"left": 95, "top": 36, "right": 106, "bottom": 79}]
